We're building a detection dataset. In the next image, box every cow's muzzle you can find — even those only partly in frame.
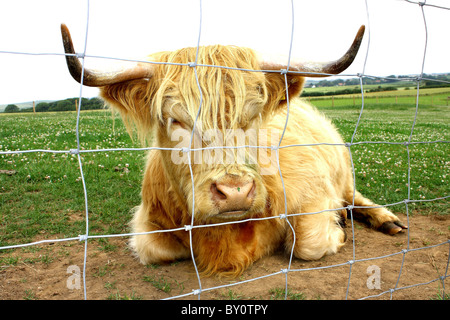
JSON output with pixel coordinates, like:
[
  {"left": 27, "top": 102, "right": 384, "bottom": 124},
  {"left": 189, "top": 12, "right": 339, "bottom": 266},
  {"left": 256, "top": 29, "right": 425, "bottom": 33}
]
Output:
[{"left": 210, "top": 176, "right": 256, "bottom": 220}]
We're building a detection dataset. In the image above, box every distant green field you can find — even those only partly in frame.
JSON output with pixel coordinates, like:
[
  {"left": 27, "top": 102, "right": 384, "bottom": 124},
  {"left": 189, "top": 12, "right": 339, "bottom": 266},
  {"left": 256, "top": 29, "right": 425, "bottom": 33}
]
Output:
[
  {"left": 303, "top": 87, "right": 450, "bottom": 109},
  {"left": 0, "top": 90, "right": 448, "bottom": 247}
]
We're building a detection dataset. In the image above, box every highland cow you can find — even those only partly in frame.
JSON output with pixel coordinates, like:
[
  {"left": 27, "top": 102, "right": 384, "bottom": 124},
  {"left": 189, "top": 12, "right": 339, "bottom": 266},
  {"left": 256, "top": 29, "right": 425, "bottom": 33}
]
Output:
[{"left": 61, "top": 24, "right": 406, "bottom": 276}]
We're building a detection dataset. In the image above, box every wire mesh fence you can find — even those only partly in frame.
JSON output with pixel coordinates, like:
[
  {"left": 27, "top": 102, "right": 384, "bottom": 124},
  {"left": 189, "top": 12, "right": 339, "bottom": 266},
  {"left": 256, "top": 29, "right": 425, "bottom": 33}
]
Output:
[{"left": 0, "top": 0, "right": 449, "bottom": 300}]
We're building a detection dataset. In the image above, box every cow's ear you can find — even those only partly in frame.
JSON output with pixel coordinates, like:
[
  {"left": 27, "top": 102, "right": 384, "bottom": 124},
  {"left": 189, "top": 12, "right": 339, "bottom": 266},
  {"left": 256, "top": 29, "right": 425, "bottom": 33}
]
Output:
[
  {"left": 264, "top": 73, "right": 305, "bottom": 113},
  {"left": 100, "top": 79, "right": 156, "bottom": 143}
]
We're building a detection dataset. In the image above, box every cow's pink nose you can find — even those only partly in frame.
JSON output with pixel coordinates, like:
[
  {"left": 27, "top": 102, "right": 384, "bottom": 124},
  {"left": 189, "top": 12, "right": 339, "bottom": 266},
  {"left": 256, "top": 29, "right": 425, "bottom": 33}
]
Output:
[{"left": 210, "top": 180, "right": 255, "bottom": 213}]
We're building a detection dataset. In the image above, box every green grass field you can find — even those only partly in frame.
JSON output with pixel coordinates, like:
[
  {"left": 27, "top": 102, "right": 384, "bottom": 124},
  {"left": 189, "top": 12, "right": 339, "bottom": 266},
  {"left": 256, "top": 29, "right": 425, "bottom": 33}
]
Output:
[
  {"left": 0, "top": 111, "right": 144, "bottom": 246},
  {"left": 304, "top": 87, "right": 450, "bottom": 109},
  {"left": 0, "top": 87, "right": 448, "bottom": 248}
]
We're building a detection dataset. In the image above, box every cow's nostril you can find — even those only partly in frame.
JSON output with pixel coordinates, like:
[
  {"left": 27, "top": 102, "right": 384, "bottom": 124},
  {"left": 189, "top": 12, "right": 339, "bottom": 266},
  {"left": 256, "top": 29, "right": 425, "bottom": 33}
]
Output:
[{"left": 211, "top": 183, "right": 227, "bottom": 200}]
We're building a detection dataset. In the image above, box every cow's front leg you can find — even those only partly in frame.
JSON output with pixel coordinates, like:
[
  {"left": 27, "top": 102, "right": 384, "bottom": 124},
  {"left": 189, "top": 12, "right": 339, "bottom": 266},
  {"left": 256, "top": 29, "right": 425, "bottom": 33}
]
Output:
[
  {"left": 129, "top": 206, "right": 190, "bottom": 265},
  {"left": 285, "top": 206, "right": 346, "bottom": 261}
]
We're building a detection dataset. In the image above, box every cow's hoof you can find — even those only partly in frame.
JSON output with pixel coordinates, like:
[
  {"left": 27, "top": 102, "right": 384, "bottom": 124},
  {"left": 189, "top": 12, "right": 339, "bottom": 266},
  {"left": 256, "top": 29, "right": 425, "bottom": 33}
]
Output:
[{"left": 379, "top": 221, "right": 408, "bottom": 235}]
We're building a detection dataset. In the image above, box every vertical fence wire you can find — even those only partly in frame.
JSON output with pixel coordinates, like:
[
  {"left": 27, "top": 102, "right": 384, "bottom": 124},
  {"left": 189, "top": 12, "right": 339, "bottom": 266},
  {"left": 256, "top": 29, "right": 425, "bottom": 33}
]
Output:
[
  {"left": 186, "top": 0, "right": 205, "bottom": 300},
  {"left": 77, "top": 0, "right": 91, "bottom": 301}
]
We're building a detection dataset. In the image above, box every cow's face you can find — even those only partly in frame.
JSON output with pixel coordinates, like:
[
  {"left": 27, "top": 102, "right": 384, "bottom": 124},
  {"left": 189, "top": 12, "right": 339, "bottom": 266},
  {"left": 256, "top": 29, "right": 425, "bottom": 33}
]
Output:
[{"left": 148, "top": 46, "right": 304, "bottom": 223}]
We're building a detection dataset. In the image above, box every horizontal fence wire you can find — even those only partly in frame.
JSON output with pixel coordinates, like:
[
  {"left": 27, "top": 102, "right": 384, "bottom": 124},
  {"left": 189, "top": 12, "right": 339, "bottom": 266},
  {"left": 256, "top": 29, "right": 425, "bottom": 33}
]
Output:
[{"left": 0, "top": 0, "right": 449, "bottom": 300}]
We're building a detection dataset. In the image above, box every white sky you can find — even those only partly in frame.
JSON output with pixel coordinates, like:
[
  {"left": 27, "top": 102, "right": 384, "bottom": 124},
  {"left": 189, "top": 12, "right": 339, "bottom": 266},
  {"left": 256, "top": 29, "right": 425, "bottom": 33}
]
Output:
[{"left": 0, "top": 0, "right": 449, "bottom": 105}]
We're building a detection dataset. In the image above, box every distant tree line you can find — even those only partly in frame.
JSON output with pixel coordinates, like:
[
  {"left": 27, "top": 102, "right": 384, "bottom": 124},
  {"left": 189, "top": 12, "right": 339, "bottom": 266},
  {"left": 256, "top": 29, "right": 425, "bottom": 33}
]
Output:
[
  {"left": 2, "top": 97, "right": 104, "bottom": 113},
  {"left": 302, "top": 73, "right": 450, "bottom": 97},
  {"left": 4, "top": 104, "right": 21, "bottom": 113},
  {"left": 304, "top": 73, "right": 450, "bottom": 89},
  {"left": 34, "top": 97, "right": 103, "bottom": 112}
]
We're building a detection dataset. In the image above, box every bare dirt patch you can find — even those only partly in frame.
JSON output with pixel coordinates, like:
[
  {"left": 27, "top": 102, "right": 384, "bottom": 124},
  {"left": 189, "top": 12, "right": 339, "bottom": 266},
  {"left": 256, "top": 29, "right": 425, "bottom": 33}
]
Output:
[{"left": 1, "top": 213, "right": 448, "bottom": 300}]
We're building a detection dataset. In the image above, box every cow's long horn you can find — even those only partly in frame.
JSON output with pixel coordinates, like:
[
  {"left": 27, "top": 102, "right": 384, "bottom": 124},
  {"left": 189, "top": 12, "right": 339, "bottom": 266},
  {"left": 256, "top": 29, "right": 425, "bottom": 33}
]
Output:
[
  {"left": 61, "top": 24, "right": 155, "bottom": 87},
  {"left": 259, "top": 25, "right": 365, "bottom": 77}
]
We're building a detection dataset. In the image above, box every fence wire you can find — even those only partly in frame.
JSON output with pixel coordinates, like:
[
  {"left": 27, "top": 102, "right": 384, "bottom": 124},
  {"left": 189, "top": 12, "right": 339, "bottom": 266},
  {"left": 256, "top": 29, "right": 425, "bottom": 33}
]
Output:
[{"left": 0, "top": 0, "right": 449, "bottom": 301}]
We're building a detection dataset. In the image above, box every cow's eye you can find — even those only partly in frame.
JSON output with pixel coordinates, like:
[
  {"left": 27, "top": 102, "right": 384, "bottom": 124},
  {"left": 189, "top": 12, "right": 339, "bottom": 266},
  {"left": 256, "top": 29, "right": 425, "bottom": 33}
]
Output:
[
  {"left": 170, "top": 118, "right": 180, "bottom": 125},
  {"left": 169, "top": 117, "right": 186, "bottom": 129}
]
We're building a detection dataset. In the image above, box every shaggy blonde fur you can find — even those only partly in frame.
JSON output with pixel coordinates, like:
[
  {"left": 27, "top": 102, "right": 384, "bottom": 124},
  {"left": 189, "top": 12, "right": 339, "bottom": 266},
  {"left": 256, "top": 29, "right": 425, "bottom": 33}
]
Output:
[{"left": 100, "top": 45, "right": 405, "bottom": 277}]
